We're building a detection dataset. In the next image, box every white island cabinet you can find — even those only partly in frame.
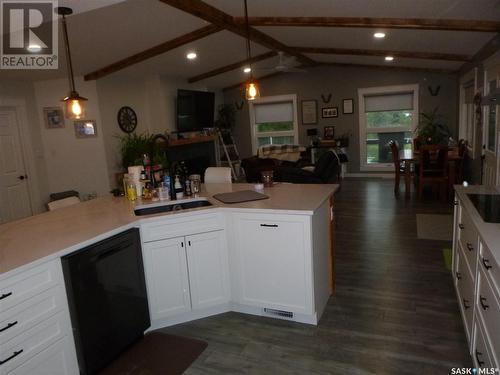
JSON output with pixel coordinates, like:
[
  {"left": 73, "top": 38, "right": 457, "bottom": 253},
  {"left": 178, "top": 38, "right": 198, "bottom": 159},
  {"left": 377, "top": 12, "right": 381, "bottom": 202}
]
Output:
[
  {"left": 140, "top": 212, "right": 230, "bottom": 329},
  {"left": 452, "top": 186, "right": 500, "bottom": 370}
]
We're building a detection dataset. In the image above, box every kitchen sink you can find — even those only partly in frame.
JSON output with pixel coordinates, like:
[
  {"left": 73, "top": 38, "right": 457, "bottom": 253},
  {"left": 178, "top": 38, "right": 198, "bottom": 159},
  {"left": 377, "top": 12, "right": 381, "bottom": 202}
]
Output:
[{"left": 134, "top": 198, "right": 212, "bottom": 216}]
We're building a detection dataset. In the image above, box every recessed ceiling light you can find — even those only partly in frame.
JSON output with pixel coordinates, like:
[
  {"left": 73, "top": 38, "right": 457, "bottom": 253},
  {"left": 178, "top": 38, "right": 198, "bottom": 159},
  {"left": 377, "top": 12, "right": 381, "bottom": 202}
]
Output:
[
  {"left": 373, "top": 32, "right": 386, "bottom": 39},
  {"left": 27, "top": 44, "right": 41, "bottom": 52},
  {"left": 186, "top": 52, "right": 197, "bottom": 60},
  {"left": 243, "top": 67, "right": 251, "bottom": 73},
  {"left": 385, "top": 56, "right": 394, "bottom": 61}
]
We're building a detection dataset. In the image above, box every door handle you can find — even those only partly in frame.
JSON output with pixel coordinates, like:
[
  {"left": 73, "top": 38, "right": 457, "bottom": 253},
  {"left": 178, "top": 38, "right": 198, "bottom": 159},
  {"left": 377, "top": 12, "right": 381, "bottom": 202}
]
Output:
[
  {"left": 482, "top": 258, "right": 492, "bottom": 270},
  {"left": 17, "top": 175, "right": 27, "bottom": 180},
  {"left": 479, "top": 295, "right": 489, "bottom": 310},
  {"left": 0, "top": 349, "right": 23, "bottom": 365}
]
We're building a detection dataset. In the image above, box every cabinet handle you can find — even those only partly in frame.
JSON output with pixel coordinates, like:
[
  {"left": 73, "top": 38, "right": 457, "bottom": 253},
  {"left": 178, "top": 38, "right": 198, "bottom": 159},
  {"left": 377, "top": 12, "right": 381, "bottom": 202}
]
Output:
[
  {"left": 0, "top": 321, "right": 18, "bottom": 333},
  {"left": 0, "top": 349, "right": 23, "bottom": 365},
  {"left": 181, "top": 242, "right": 184, "bottom": 248},
  {"left": 475, "top": 350, "right": 485, "bottom": 367},
  {"left": 260, "top": 224, "right": 278, "bottom": 228},
  {"left": 0, "top": 292, "right": 12, "bottom": 300},
  {"left": 188, "top": 240, "right": 191, "bottom": 246},
  {"left": 482, "top": 258, "right": 492, "bottom": 270},
  {"left": 462, "top": 298, "right": 470, "bottom": 309},
  {"left": 480, "top": 295, "right": 490, "bottom": 310},
  {"left": 466, "top": 243, "right": 474, "bottom": 252},
  {"left": 455, "top": 272, "right": 461, "bottom": 280},
  {"left": 458, "top": 223, "right": 465, "bottom": 230}
]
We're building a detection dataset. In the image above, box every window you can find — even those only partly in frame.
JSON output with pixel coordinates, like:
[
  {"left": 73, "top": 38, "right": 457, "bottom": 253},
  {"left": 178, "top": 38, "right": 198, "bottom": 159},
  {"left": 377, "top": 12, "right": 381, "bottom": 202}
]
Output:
[
  {"left": 358, "top": 85, "right": 418, "bottom": 171},
  {"left": 249, "top": 94, "right": 298, "bottom": 154},
  {"left": 459, "top": 80, "right": 475, "bottom": 156}
]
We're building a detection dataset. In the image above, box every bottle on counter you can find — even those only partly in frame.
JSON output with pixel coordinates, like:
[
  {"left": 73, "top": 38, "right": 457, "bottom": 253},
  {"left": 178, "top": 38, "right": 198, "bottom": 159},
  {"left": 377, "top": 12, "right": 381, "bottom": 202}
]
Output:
[
  {"left": 126, "top": 183, "right": 137, "bottom": 201},
  {"left": 174, "top": 175, "right": 184, "bottom": 200},
  {"left": 185, "top": 180, "right": 192, "bottom": 197}
]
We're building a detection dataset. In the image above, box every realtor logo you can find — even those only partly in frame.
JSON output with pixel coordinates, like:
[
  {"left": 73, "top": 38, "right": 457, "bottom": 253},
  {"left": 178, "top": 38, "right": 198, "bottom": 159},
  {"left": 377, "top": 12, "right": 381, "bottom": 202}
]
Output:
[{"left": 1, "top": 0, "right": 58, "bottom": 69}]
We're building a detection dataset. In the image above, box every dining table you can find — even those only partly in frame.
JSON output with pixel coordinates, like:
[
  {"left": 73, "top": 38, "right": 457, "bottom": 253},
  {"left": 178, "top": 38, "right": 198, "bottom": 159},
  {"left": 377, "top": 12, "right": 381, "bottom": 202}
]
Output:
[{"left": 398, "top": 148, "right": 462, "bottom": 197}]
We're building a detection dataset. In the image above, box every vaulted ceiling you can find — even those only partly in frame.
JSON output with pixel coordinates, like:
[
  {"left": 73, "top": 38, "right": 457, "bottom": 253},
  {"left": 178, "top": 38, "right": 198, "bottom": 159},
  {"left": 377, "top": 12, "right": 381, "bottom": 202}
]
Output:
[{"left": 1, "top": 0, "right": 499, "bottom": 88}]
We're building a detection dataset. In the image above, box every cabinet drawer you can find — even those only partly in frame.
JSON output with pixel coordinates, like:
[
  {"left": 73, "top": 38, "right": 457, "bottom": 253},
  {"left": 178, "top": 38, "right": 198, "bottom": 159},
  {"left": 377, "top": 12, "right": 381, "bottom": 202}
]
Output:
[
  {"left": 0, "top": 261, "right": 60, "bottom": 312},
  {"left": 457, "top": 209, "right": 478, "bottom": 272},
  {"left": 477, "top": 267, "right": 500, "bottom": 363},
  {"left": 473, "top": 319, "right": 497, "bottom": 370},
  {"left": 479, "top": 241, "right": 500, "bottom": 298},
  {"left": 0, "top": 312, "right": 69, "bottom": 374},
  {"left": 456, "top": 246, "right": 475, "bottom": 342},
  {"left": 0, "top": 287, "right": 64, "bottom": 344},
  {"left": 141, "top": 213, "right": 223, "bottom": 242},
  {"left": 7, "top": 335, "right": 78, "bottom": 375}
]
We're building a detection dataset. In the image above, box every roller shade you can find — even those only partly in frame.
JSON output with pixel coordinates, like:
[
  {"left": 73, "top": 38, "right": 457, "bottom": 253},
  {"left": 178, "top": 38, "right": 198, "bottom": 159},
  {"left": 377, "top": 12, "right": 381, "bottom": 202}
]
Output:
[
  {"left": 255, "top": 101, "right": 293, "bottom": 123},
  {"left": 364, "top": 93, "right": 413, "bottom": 113}
]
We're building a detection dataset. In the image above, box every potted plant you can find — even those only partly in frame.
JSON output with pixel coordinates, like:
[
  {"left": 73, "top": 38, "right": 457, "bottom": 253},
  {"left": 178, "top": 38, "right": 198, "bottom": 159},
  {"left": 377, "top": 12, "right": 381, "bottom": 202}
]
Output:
[
  {"left": 214, "top": 104, "right": 236, "bottom": 143},
  {"left": 415, "top": 108, "right": 451, "bottom": 145},
  {"left": 117, "top": 132, "right": 168, "bottom": 170}
]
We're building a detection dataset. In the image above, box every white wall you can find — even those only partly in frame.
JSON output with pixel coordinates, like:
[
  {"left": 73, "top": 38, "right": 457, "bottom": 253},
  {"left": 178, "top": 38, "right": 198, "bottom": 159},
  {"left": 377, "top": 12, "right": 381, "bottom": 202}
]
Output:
[{"left": 34, "top": 77, "right": 111, "bottom": 198}]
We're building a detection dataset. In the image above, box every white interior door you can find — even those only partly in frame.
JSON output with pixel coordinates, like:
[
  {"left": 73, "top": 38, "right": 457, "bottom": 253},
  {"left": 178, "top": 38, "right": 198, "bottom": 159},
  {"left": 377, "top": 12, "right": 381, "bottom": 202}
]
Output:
[{"left": 0, "top": 108, "right": 32, "bottom": 223}]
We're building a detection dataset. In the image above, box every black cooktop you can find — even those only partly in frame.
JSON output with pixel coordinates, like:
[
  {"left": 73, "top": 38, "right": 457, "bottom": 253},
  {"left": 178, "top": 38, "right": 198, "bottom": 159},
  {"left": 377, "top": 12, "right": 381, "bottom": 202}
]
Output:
[{"left": 467, "top": 194, "right": 500, "bottom": 223}]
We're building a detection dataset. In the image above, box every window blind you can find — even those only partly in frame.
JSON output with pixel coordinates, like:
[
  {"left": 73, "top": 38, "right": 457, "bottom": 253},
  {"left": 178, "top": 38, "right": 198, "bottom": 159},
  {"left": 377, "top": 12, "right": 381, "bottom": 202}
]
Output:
[
  {"left": 254, "top": 101, "right": 293, "bottom": 123},
  {"left": 364, "top": 93, "right": 413, "bottom": 112}
]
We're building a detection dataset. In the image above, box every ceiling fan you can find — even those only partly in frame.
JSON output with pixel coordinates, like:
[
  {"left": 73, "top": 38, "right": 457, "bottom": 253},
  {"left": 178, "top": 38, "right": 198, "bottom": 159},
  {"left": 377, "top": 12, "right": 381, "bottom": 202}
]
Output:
[{"left": 256, "top": 51, "right": 307, "bottom": 73}]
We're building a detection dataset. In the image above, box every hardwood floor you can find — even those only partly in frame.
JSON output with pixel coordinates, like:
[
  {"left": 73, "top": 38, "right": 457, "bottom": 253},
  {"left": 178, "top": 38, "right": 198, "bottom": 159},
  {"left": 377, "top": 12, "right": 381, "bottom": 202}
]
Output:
[{"left": 160, "top": 178, "right": 471, "bottom": 374}]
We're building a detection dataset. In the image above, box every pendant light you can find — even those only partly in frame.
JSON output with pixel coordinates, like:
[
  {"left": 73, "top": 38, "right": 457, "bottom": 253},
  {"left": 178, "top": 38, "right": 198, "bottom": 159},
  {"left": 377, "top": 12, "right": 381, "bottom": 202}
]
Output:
[
  {"left": 55, "top": 7, "right": 87, "bottom": 120},
  {"left": 243, "top": 0, "right": 260, "bottom": 101}
]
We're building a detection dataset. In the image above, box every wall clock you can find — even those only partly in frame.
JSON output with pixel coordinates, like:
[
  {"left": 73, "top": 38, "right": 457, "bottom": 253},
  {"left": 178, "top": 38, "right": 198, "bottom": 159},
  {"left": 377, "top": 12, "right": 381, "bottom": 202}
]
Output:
[{"left": 117, "top": 106, "right": 137, "bottom": 133}]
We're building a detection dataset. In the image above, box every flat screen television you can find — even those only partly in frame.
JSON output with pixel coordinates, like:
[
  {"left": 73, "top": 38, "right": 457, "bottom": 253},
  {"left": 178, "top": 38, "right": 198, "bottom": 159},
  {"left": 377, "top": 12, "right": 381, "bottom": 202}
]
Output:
[{"left": 176, "top": 89, "right": 215, "bottom": 132}]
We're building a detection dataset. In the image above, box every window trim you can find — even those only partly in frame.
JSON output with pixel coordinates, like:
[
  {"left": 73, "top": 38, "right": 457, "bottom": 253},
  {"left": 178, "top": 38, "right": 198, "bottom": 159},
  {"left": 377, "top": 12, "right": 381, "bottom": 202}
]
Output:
[
  {"left": 358, "top": 84, "right": 419, "bottom": 172},
  {"left": 249, "top": 94, "right": 299, "bottom": 155},
  {"left": 459, "top": 68, "right": 477, "bottom": 159}
]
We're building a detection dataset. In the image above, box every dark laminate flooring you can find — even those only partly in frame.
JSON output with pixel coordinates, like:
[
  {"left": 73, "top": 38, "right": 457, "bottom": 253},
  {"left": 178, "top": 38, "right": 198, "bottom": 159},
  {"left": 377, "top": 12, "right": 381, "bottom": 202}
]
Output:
[{"left": 160, "top": 178, "right": 471, "bottom": 374}]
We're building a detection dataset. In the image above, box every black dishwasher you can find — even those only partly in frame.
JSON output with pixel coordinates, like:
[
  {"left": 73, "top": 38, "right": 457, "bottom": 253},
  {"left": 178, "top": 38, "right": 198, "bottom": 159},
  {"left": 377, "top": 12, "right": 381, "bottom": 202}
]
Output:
[{"left": 62, "top": 228, "right": 150, "bottom": 375}]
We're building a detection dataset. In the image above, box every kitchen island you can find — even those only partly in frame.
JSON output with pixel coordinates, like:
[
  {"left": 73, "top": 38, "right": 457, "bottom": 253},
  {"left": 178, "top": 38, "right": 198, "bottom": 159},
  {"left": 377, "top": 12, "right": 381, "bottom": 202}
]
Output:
[{"left": 0, "top": 183, "right": 337, "bottom": 375}]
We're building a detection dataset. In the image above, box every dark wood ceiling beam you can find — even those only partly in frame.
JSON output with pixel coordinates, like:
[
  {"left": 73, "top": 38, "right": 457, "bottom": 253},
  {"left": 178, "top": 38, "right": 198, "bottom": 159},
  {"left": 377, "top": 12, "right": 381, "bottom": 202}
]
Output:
[
  {"left": 294, "top": 46, "right": 471, "bottom": 62},
  {"left": 84, "top": 24, "right": 222, "bottom": 81},
  {"left": 158, "top": 0, "right": 315, "bottom": 65},
  {"left": 235, "top": 17, "right": 500, "bottom": 32},
  {"left": 188, "top": 51, "right": 277, "bottom": 83}
]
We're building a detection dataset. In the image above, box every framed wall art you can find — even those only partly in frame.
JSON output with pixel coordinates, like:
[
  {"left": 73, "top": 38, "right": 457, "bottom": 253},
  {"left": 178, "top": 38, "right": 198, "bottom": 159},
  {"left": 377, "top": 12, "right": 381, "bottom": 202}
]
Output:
[
  {"left": 74, "top": 120, "right": 97, "bottom": 138},
  {"left": 43, "top": 107, "right": 65, "bottom": 129},
  {"left": 301, "top": 100, "right": 317, "bottom": 125},
  {"left": 322, "top": 107, "right": 338, "bottom": 118},
  {"left": 342, "top": 98, "right": 354, "bottom": 114}
]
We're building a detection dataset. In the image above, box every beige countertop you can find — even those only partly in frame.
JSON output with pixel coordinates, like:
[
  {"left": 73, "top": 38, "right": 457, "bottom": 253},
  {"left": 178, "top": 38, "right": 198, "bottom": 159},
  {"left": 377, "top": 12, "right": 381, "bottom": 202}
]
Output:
[
  {"left": 454, "top": 185, "right": 500, "bottom": 267},
  {"left": 0, "top": 183, "right": 338, "bottom": 276}
]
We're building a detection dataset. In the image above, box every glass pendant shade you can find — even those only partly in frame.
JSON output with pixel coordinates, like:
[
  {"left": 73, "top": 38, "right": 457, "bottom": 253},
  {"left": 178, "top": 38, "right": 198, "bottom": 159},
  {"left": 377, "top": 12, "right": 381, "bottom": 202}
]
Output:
[
  {"left": 63, "top": 91, "right": 88, "bottom": 119},
  {"left": 245, "top": 79, "right": 260, "bottom": 101}
]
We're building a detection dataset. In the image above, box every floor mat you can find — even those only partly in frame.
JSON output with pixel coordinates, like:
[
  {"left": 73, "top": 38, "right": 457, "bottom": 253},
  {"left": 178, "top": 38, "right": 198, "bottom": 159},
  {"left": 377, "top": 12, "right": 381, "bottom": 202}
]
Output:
[
  {"left": 416, "top": 214, "right": 453, "bottom": 241},
  {"left": 99, "top": 332, "right": 207, "bottom": 375}
]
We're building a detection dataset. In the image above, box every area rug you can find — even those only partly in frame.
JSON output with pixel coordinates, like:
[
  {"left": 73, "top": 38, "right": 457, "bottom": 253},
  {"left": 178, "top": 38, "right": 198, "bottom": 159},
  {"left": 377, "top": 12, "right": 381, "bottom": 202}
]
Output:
[
  {"left": 442, "top": 248, "right": 452, "bottom": 271},
  {"left": 416, "top": 214, "right": 453, "bottom": 241},
  {"left": 99, "top": 332, "right": 207, "bottom": 375}
]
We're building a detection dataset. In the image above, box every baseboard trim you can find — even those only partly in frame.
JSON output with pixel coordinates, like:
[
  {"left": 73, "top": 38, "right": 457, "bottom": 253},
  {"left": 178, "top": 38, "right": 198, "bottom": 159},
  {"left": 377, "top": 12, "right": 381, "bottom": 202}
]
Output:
[{"left": 345, "top": 173, "right": 394, "bottom": 179}]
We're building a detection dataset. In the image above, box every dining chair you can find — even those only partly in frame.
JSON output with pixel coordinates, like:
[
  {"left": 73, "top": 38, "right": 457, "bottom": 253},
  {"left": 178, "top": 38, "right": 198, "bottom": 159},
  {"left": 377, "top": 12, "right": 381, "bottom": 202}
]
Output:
[
  {"left": 204, "top": 167, "right": 232, "bottom": 183},
  {"left": 389, "top": 140, "right": 411, "bottom": 195},
  {"left": 418, "top": 145, "right": 449, "bottom": 200}
]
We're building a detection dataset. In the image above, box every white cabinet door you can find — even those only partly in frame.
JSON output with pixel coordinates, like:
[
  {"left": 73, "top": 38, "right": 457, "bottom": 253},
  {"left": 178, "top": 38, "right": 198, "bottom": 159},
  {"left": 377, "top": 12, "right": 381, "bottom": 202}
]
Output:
[
  {"left": 233, "top": 213, "right": 312, "bottom": 314},
  {"left": 186, "top": 231, "right": 230, "bottom": 310},
  {"left": 142, "top": 237, "right": 191, "bottom": 320}
]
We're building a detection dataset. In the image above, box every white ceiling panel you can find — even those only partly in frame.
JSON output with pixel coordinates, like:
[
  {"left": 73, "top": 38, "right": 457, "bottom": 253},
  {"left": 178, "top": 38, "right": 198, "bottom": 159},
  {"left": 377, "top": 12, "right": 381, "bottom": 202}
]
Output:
[
  {"left": 205, "top": 0, "right": 500, "bottom": 20},
  {"left": 256, "top": 27, "right": 496, "bottom": 56}
]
